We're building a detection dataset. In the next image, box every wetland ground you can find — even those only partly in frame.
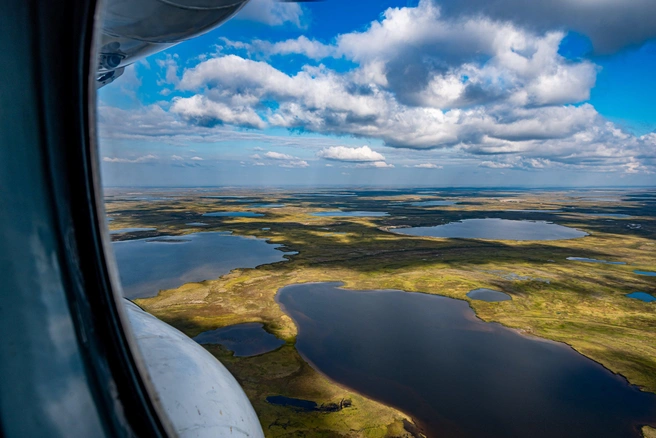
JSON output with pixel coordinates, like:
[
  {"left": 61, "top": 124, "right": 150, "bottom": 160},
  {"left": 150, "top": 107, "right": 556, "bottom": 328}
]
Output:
[{"left": 104, "top": 187, "right": 656, "bottom": 437}]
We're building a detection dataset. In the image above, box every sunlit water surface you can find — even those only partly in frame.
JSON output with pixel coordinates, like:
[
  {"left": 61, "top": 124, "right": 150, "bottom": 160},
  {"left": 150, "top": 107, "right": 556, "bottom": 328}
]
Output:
[
  {"left": 393, "top": 218, "right": 587, "bottom": 240},
  {"left": 277, "top": 282, "right": 656, "bottom": 437},
  {"left": 113, "top": 232, "right": 292, "bottom": 299},
  {"left": 193, "top": 323, "right": 284, "bottom": 357}
]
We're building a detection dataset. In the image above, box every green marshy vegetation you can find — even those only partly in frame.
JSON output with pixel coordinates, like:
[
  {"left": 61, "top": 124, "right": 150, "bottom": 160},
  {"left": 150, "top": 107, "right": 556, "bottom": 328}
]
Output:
[{"left": 105, "top": 188, "right": 656, "bottom": 437}]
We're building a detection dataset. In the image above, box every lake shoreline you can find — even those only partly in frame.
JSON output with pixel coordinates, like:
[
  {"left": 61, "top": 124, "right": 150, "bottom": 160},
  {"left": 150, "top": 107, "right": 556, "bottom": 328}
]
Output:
[
  {"left": 274, "top": 281, "right": 656, "bottom": 436},
  {"left": 145, "top": 266, "right": 656, "bottom": 397},
  {"left": 121, "top": 188, "right": 656, "bottom": 436},
  {"left": 133, "top": 242, "right": 656, "bottom": 435},
  {"left": 274, "top": 284, "right": 428, "bottom": 438}
]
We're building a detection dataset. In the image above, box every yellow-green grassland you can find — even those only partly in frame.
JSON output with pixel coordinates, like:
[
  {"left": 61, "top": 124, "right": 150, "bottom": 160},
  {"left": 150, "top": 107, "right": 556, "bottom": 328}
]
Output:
[{"left": 105, "top": 188, "right": 656, "bottom": 437}]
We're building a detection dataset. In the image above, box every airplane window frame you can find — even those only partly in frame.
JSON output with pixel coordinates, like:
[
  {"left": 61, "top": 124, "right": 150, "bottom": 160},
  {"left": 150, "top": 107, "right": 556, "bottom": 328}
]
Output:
[{"left": 0, "top": 0, "right": 175, "bottom": 436}]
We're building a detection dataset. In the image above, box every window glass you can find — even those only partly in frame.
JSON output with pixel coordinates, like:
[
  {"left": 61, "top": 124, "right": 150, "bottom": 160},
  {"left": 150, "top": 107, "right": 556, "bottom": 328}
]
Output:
[{"left": 97, "top": 1, "right": 656, "bottom": 436}]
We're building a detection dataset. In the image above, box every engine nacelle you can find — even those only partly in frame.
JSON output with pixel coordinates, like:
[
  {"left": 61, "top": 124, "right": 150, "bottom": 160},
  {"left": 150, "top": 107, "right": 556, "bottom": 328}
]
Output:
[{"left": 97, "top": 0, "right": 250, "bottom": 85}]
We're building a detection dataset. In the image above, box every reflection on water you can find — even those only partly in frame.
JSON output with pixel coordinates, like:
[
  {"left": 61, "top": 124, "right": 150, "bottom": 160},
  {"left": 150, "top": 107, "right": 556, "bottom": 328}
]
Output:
[
  {"left": 409, "top": 200, "right": 457, "bottom": 207},
  {"left": 113, "top": 232, "right": 291, "bottom": 299},
  {"left": 193, "top": 323, "right": 285, "bottom": 357},
  {"left": 626, "top": 292, "right": 656, "bottom": 303},
  {"left": 504, "top": 209, "right": 563, "bottom": 213},
  {"left": 579, "top": 197, "right": 622, "bottom": 202},
  {"left": 310, "top": 211, "right": 389, "bottom": 217},
  {"left": 278, "top": 282, "right": 656, "bottom": 438},
  {"left": 582, "top": 213, "right": 632, "bottom": 218},
  {"left": 567, "top": 257, "right": 626, "bottom": 265},
  {"left": 467, "top": 288, "right": 512, "bottom": 301},
  {"left": 109, "top": 227, "right": 156, "bottom": 234},
  {"left": 635, "top": 270, "right": 656, "bottom": 277},
  {"left": 295, "top": 193, "right": 356, "bottom": 197},
  {"left": 202, "top": 211, "right": 264, "bottom": 217},
  {"left": 250, "top": 204, "right": 285, "bottom": 208},
  {"left": 393, "top": 218, "right": 588, "bottom": 241},
  {"left": 201, "top": 195, "right": 248, "bottom": 199}
]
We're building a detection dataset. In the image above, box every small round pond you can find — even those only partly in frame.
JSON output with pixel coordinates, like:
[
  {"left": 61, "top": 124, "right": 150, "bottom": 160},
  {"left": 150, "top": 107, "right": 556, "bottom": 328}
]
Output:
[
  {"left": 193, "top": 323, "right": 285, "bottom": 357},
  {"left": 467, "top": 288, "right": 512, "bottom": 302}
]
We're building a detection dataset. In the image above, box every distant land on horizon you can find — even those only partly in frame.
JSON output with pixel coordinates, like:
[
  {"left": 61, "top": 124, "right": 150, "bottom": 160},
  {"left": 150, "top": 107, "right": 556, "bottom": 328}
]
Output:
[{"left": 102, "top": 185, "right": 656, "bottom": 190}]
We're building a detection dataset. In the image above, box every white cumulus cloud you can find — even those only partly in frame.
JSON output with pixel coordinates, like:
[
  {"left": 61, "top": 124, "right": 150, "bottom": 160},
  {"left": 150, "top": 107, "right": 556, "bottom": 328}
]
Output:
[
  {"left": 414, "top": 163, "right": 442, "bottom": 169},
  {"left": 355, "top": 161, "right": 395, "bottom": 168},
  {"left": 98, "top": 0, "right": 656, "bottom": 176},
  {"left": 248, "top": 36, "right": 334, "bottom": 60},
  {"left": 103, "top": 155, "right": 157, "bottom": 164},
  {"left": 264, "top": 151, "right": 296, "bottom": 160},
  {"left": 170, "top": 94, "right": 265, "bottom": 130},
  {"left": 260, "top": 151, "right": 309, "bottom": 168},
  {"left": 317, "top": 145, "right": 386, "bottom": 162},
  {"left": 436, "top": 0, "right": 656, "bottom": 54},
  {"left": 280, "top": 160, "right": 309, "bottom": 168},
  {"left": 235, "top": 0, "right": 305, "bottom": 27},
  {"left": 479, "top": 161, "right": 514, "bottom": 169}
]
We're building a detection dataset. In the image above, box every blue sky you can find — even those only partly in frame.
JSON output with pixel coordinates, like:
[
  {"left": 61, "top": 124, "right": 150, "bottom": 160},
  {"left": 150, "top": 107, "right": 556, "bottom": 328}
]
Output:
[{"left": 98, "top": 0, "right": 656, "bottom": 187}]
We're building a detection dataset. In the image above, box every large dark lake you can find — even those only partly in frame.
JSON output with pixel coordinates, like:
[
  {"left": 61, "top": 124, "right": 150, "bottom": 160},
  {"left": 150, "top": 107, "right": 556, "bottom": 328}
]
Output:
[
  {"left": 277, "top": 282, "right": 656, "bottom": 438},
  {"left": 113, "top": 232, "right": 291, "bottom": 299}
]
